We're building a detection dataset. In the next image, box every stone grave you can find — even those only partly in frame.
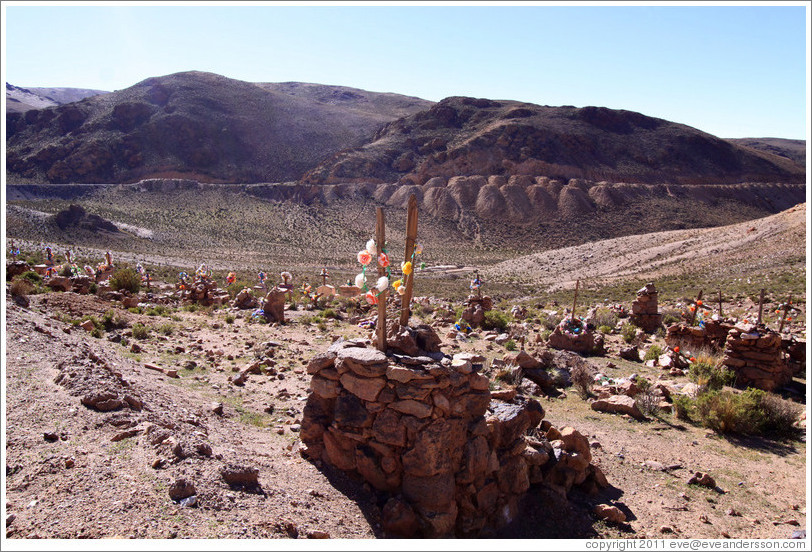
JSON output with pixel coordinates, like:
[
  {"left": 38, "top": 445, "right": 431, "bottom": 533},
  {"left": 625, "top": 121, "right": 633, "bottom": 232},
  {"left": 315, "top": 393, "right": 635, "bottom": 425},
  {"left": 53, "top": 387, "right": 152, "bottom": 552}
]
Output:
[
  {"left": 722, "top": 322, "right": 792, "bottom": 392},
  {"left": 300, "top": 337, "right": 608, "bottom": 537},
  {"left": 629, "top": 283, "right": 662, "bottom": 333}
]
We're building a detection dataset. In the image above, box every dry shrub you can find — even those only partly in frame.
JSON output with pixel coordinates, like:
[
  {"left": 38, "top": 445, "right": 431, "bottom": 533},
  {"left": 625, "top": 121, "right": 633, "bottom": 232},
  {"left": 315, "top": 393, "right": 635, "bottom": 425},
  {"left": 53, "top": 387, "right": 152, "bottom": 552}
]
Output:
[
  {"left": 570, "top": 357, "right": 596, "bottom": 399},
  {"left": 10, "top": 279, "right": 34, "bottom": 298},
  {"left": 695, "top": 388, "right": 802, "bottom": 437}
]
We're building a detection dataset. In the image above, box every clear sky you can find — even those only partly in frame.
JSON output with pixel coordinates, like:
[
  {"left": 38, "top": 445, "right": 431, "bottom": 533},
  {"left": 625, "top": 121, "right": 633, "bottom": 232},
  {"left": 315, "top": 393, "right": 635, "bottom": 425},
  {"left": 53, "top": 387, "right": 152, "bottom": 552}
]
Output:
[{"left": 1, "top": 1, "right": 809, "bottom": 139}]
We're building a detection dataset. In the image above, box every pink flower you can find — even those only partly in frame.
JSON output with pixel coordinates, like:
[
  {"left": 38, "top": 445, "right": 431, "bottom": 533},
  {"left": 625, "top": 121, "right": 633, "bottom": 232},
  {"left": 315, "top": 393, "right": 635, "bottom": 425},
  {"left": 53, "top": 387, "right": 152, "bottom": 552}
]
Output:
[
  {"left": 357, "top": 250, "right": 372, "bottom": 265},
  {"left": 378, "top": 252, "right": 390, "bottom": 268},
  {"left": 365, "top": 291, "right": 378, "bottom": 305}
]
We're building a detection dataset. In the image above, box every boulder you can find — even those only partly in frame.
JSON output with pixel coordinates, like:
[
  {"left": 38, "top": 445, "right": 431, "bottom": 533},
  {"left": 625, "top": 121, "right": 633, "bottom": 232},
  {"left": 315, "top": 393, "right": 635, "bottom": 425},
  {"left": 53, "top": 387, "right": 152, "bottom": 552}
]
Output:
[
  {"left": 262, "top": 288, "right": 287, "bottom": 323},
  {"left": 590, "top": 395, "right": 645, "bottom": 420}
]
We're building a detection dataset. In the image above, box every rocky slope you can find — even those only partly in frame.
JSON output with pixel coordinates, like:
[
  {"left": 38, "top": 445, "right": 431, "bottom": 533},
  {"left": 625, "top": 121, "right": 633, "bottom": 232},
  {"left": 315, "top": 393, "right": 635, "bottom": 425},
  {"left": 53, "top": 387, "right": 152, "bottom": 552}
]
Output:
[
  {"left": 5, "top": 83, "right": 108, "bottom": 113},
  {"left": 301, "top": 97, "right": 805, "bottom": 186},
  {"left": 5, "top": 72, "right": 433, "bottom": 185}
]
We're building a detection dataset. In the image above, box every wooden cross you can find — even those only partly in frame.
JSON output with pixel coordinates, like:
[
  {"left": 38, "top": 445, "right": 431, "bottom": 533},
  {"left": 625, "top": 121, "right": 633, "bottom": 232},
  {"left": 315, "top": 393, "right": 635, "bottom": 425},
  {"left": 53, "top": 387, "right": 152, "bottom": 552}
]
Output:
[
  {"left": 756, "top": 289, "right": 766, "bottom": 326},
  {"left": 10, "top": 240, "right": 17, "bottom": 260},
  {"left": 777, "top": 294, "right": 794, "bottom": 334},
  {"left": 105, "top": 251, "right": 112, "bottom": 266},
  {"left": 718, "top": 290, "right": 724, "bottom": 318},
  {"left": 65, "top": 250, "right": 72, "bottom": 264},
  {"left": 376, "top": 207, "right": 388, "bottom": 352},
  {"left": 400, "top": 194, "right": 418, "bottom": 326},
  {"left": 571, "top": 279, "right": 580, "bottom": 322},
  {"left": 688, "top": 290, "right": 711, "bottom": 326},
  {"left": 320, "top": 268, "right": 329, "bottom": 286}
]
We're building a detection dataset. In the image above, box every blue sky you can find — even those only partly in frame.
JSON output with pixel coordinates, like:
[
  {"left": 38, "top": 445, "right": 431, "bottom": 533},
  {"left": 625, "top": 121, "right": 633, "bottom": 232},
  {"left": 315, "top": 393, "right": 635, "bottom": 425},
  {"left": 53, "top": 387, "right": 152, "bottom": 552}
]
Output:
[{"left": 2, "top": 1, "right": 809, "bottom": 139}]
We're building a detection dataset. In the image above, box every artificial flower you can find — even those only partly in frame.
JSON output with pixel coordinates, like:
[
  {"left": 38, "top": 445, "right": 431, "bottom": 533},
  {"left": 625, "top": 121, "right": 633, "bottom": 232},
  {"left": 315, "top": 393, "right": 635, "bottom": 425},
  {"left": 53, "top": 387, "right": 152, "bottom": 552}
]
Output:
[
  {"left": 378, "top": 252, "right": 390, "bottom": 268},
  {"left": 365, "top": 291, "right": 378, "bottom": 305},
  {"left": 355, "top": 273, "right": 366, "bottom": 288},
  {"left": 357, "top": 250, "right": 372, "bottom": 265},
  {"left": 376, "top": 276, "right": 389, "bottom": 292},
  {"left": 401, "top": 261, "right": 413, "bottom": 275}
]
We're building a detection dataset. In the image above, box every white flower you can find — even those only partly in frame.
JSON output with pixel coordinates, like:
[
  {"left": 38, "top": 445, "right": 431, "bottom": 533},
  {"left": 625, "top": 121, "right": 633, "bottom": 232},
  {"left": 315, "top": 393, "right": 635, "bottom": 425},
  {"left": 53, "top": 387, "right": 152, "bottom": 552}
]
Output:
[
  {"left": 354, "top": 273, "right": 366, "bottom": 288},
  {"left": 376, "top": 276, "right": 389, "bottom": 292},
  {"left": 366, "top": 239, "right": 377, "bottom": 256}
]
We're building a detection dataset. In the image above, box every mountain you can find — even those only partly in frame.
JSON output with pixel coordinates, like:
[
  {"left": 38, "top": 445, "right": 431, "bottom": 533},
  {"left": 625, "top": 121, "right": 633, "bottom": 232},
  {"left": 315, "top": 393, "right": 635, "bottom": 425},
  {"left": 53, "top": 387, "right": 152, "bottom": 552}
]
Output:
[
  {"left": 724, "top": 138, "right": 806, "bottom": 167},
  {"left": 5, "top": 71, "right": 433, "bottom": 184},
  {"left": 5, "top": 83, "right": 108, "bottom": 113},
  {"left": 300, "top": 97, "right": 805, "bottom": 186}
]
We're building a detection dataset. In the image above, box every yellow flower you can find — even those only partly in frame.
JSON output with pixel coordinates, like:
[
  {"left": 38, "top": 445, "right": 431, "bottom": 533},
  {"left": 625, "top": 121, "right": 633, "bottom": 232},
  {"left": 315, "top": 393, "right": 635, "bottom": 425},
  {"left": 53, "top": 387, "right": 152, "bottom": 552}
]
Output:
[{"left": 401, "top": 261, "right": 413, "bottom": 275}]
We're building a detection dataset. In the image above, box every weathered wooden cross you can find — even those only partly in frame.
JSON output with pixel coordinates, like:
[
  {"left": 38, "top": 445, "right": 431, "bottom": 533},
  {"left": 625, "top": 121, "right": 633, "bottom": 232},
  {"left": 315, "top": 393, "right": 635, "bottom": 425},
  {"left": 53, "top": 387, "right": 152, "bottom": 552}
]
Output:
[
  {"left": 777, "top": 294, "right": 796, "bottom": 334},
  {"left": 756, "top": 288, "right": 766, "bottom": 326},
  {"left": 687, "top": 290, "right": 712, "bottom": 326},
  {"left": 320, "top": 268, "right": 329, "bottom": 286},
  {"left": 375, "top": 207, "right": 388, "bottom": 352},
  {"left": 400, "top": 194, "right": 419, "bottom": 326},
  {"left": 570, "top": 279, "right": 580, "bottom": 322}
]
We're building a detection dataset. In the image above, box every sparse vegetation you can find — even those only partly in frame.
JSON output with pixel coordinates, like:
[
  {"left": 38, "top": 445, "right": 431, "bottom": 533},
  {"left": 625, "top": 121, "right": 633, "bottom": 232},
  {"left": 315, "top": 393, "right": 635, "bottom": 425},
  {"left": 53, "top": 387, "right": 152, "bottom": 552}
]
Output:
[
  {"left": 109, "top": 268, "right": 141, "bottom": 294},
  {"left": 694, "top": 388, "right": 800, "bottom": 436},
  {"left": 131, "top": 323, "right": 149, "bottom": 340}
]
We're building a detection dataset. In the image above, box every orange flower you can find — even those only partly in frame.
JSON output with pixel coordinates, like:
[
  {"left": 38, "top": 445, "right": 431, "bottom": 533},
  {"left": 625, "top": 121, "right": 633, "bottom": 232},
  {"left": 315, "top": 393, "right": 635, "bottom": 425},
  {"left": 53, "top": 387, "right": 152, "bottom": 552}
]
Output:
[
  {"left": 365, "top": 291, "right": 378, "bottom": 305},
  {"left": 357, "top": 250, "right": 372, "bottom": 265},
  {"left": 696, "top": 300, "right": 703, "bottom": 306},
  {"left": 378, "top": 252, "right": 390, "bottom": 268},
  {"left": 689, "top": 357, "right": 696, "bottom": 362},
  {"left": 674, "top": 346, "right": 680, "bottom": 353}
]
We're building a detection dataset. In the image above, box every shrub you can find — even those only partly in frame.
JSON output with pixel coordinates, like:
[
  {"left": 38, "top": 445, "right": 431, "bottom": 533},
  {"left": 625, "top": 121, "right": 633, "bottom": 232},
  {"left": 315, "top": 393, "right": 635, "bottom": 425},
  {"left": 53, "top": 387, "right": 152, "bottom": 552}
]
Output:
[
  {"left": 131, "top": 323, "right": 149, "bottom": 340},
  {"left": 540, "top": 312, "right": 562, "bottom": 331},
  {"left": 90, "top": 328, "right": 103, "bottom": 339},
  {"left": 10, "top": 279, "right": 34, "bottom": 298},
  {"left": 620, "top": 323, "right": 638, "bottom": 344},
  {"left": 20, "top": 270, "right": 41, "bottom": 284},
  {"left": 672, "top": 395, "right": 693, "bottom": 421},
  {"left": 157, "top": 323, "right": 174, "bottom": 336},
  {"left": 101, "top": 309, "right": 128, "bottom": 330},
  {"left": 591, "top": 308, "right": 619, "bottom": 330},
  {"left": 322, "top": 308, "right": 339, "bottom": 320},
  {"left": 661, "top": 309, "right": 682, "bottom": 326},
  {"left": 689, "top": 361, "right": 735, "bottom": 391},
  {"left": 225, "top": 313, "right": 235, "bottom": 324},
  {"left": 635, "top": 388, "right": 660, "bottom": 417},
  {"left": 643, "top": 345, "right": 663, "bottom": 361},
  {"left": 109, "top": 268, "right": 141, "bottom": 294},
  {"left": 597, "top": 325, "right": 613, "bottom": 335},
  {"left": 693, "top": 388, "right": 800, "bottom": 436},
  {"left": 504, "top": 340, "right": 516, "bottom": 351},
  {"left": 570, "top": 358, "right": 596, "bottom": 399},
  {"left": 482, "top": 310, "right": 511, "bottom": 332},
  {"left": 183, "top": 304, "right": 198, "bottom": 313}
]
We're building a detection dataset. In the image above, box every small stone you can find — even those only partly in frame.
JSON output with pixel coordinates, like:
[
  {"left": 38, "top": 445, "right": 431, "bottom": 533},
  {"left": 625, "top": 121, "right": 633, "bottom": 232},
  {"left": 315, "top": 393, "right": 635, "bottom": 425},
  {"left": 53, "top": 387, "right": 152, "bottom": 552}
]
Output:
[
  {"left": 211, "top": 402, "right": 224, "bottom": 415},
  {"left": 594, "top": 504, "right": 626, "bottom": 523},
  {"left": 64, "top": 457, "right": 75, "bottom": 469},
  {"left": 306, "top": 530, "right": 330, "bottom": 539},
  {"left": 687, "top": 471, "right": 716, "bottom": 489},
  {"left": 168, "top": 478, "right": 196, "bottom": 501},
  {"left": 659, "top": 525, "right": 674, "bottom": 534},
  {"left": 179, "top": 495, "right": 197, "bottom": 508},
  {"left": 43, "top": 432, "right": 59, "bottom": 442}
]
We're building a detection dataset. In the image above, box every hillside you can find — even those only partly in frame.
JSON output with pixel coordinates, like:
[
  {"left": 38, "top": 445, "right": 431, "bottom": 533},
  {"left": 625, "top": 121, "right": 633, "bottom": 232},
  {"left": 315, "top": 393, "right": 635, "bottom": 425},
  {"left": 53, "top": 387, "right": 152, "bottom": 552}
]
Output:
[
  {"left": 725, "top": 138, "right": 806, "bottom": 167},
  {"left": 5, "top": 83, "right": 108, "bottom": 113},
  {"left": 301, "top": 97, "right": 805, "bottom": 186},
  {"left": 5, "top": 71, "right": 433, "bottom": 184}
]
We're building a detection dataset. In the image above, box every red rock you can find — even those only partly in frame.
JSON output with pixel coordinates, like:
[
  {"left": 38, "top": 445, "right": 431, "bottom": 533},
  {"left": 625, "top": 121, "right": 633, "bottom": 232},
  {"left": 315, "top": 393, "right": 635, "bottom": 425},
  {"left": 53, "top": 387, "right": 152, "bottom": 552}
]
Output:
[
  {"left": 590, "top": 395, "right": 645, "bottom": 420},
  {"left": 339, "top": 372, "right": 385, "bottom": 402},
  {"left": 595, "top": 504, "right": 626, "bottom": 523}
]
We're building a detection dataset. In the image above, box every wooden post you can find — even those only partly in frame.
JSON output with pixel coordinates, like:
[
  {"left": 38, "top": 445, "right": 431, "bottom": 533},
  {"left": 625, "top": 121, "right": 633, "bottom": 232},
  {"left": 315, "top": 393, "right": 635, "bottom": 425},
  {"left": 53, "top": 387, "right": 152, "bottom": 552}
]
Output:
[
  {"left": 10, "top": 240, "right": 16, "bottom": 260},
  {"left": 571, "top": 279, "right": 580, "bottom": 322},
  {"left": 376, "top": 207, "right": 388, "bottom": 352},
  {"left": 718, "top": 290, "right": 723, "bottom": 318},
  {"left": 400, "top": 195, "right": 419, "bottom": 326},
  {"left": 778, "top": 294, "right": 792, "bottom": 334},
  {"left": 690, "top": 290, "right": 704, "bottom": 326},
  {"left": 756, "top": 289, "right": 766, "bottom": 326},
  {"left": 320, "top": 268, "right": 329, "bottom": 286}
]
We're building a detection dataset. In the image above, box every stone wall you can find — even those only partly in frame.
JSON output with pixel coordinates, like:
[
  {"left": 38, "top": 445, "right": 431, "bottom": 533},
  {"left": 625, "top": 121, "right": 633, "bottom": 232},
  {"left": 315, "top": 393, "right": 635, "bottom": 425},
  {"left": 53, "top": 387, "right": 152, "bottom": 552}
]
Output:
[
  {"left": 300, "top": 339, "right": 608, "bottom": 537},
  {"left": 723, "top": 323, "right": 791, "bottom": 392},
  {"left": 630, "top": 283, "right": 662, "bottom": 333},
  {"left": 665, "top": 320, "right": 734, "bottom": 352}
]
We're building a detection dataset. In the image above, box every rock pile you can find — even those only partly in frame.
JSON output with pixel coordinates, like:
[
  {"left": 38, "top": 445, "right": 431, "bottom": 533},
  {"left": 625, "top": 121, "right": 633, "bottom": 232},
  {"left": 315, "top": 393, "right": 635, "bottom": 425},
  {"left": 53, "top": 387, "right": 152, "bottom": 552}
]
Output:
[
  {"left": 461, "top": 294, "right": 493, "bottom": 328},
  {"left": 547, "top": 318, "right": 604, "bottom": 355},
  {"left": 232, "top": 287, "right": 259, "bottom": 309},
  {"left": 630, "top": 283, "right": 662, "bottom": 333},
  {"left": 722, "top": 323, "right": 791, "bottom": 392},
  {"left": 666, "top": 320, "right": 734, "bottom": 352},
  {"left": 300, "top": 339, "right": 608, "bottom": 537},
  {"left": 184, "top": 277, "right": 229, "bottom": 306}
]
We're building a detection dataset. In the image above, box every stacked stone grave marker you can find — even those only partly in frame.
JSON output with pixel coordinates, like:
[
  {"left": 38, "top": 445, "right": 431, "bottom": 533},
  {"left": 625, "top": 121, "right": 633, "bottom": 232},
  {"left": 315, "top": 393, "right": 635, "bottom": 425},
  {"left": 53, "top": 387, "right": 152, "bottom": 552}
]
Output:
[
  {"left": 300, "top": 339, "right": 609, "bottom": 537},
  {"left": 722, "top": 321, "right": 791, "bottom": 392},
  {"left": 629, "top": 282, "right": 662, "bottom": 333},
  {"left": 546, "top": 280, "right": 604, "bottom": 355}
]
